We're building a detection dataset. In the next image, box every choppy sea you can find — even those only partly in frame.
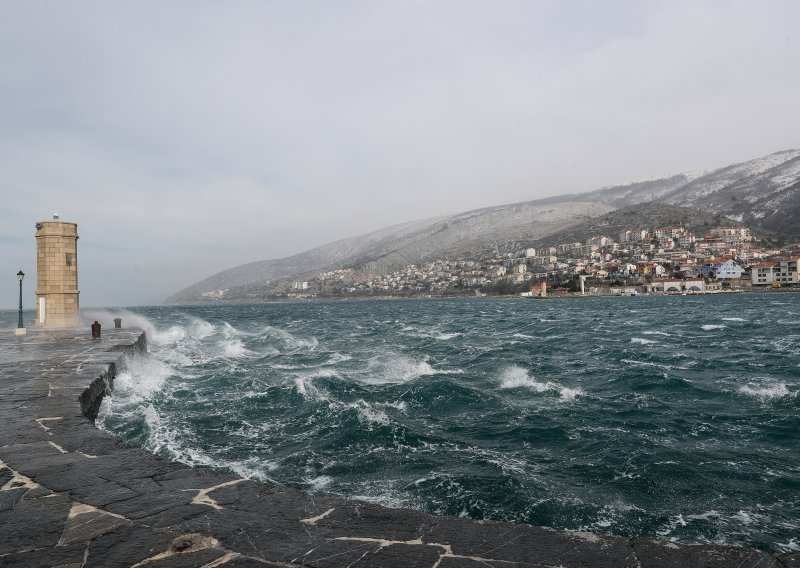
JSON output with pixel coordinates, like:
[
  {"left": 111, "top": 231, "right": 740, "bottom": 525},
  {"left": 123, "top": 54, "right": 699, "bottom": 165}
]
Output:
[{"left": 32, "top": 295, "right": 800, "bottom": 553}]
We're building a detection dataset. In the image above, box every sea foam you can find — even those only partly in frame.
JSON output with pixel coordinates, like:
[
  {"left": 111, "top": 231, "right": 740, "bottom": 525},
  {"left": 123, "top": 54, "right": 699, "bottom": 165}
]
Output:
[
  {"left": 738, "top": 383, "right": 794, "bottom": 401},
  {"left": 112, "top": 355, "right": 173, "bottom": 401},
  {"left": 364, "top": 353, "right": 438, "bottom": 384},
  {"left": 499, "top": 366, "right": 583, "bottom": 401}
]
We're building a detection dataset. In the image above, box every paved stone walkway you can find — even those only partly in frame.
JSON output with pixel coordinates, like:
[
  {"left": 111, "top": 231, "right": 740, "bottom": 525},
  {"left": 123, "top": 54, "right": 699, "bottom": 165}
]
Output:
[{"left": 0, "top": 330, "right": 797, "bottom": 567}]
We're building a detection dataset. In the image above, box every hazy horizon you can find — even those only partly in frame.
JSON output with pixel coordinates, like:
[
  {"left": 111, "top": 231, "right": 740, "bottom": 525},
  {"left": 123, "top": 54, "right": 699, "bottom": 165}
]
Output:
[{"left": 2, "top": 1, "right": 799, "bottom": 308}]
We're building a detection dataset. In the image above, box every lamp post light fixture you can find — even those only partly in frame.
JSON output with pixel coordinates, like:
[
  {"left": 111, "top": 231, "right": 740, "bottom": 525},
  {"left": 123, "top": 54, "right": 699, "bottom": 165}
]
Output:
[{"left": 15, "top": 270, "right": 26, "bottom": 335}]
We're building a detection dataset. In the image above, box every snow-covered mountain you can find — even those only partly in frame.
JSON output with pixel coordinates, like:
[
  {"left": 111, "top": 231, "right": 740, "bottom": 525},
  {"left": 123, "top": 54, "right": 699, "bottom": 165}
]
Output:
[
  {"left": 660, "top": 149, "right": 800, "bottom": 232},
  {"left": 166, "top": 149, "right": 800, "bottom": 303},
  {"left": 583, "top": 149, "right": 800, "bottom": 231}
]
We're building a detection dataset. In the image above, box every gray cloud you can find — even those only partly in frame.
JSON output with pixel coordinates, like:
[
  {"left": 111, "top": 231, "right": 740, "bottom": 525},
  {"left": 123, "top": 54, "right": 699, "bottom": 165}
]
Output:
[{"left": 1, "top": 0, "right": 799, "bottom": 308}]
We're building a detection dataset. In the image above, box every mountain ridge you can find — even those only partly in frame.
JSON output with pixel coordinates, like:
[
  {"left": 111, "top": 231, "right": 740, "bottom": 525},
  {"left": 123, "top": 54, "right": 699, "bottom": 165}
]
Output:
[{"left": 166, "top": 148, "right": 800, "bottom": 303}]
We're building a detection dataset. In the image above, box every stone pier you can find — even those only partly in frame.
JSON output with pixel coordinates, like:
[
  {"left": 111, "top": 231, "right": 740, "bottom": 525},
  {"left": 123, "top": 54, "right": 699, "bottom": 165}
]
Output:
[{"left": 0, "top": 330, "right": 796, "bottom": 567}]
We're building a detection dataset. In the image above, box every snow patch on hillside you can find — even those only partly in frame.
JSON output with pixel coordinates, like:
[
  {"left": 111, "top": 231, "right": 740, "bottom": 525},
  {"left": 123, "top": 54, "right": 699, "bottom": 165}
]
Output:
[{"left": 770, "top": 159, "right": 800, "bottom": 190}]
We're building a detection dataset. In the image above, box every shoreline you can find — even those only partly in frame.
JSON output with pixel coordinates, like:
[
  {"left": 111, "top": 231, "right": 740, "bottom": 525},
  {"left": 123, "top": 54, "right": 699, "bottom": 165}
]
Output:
[
  {"left": 161, "top": 286, "right": 800, "bottom": 307},
  {"left": 0, "top": 330, "right": 796, "bottom": 567}
]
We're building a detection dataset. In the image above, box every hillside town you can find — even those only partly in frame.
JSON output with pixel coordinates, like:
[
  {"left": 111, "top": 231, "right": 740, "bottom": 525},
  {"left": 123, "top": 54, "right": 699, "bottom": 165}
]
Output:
[{"left": 268, "top": 225, "right": 800, "bottom": 300}]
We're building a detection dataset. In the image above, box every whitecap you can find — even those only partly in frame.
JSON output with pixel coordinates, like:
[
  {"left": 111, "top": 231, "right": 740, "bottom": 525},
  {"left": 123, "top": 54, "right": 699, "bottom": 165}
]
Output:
[
  {"left": 225, "top": 456, "right": 279, "bottom": 482},
  {"left": 557, "top": 387, "right": 583, "bottom": 401},
  {"left": 642, "top": 331, "right": 669, "bottom": 336},
  {"left": 513, "top": 333, "right": 534, "bottom": 339},
  {"left": 702, "top": 324, "right": 726, "bottom": 331},
  {"left": 330, "top": 400, "right": 390, "bottom": 425},
  {"left": 738, "top": 383, "right": 793, "bottom": 401},
  {"left": 293, "top": 375, "right": 330, "bottom": 401},
  {"left": 435, "top": 332, "right": 462, "bottom": 340},
  {"left": 384, "top": 400, "right": 408, "bottom": 412},
  {"left": 153, "top": 325, "right": 189, "bottom": 345},
  {"left": 499, "top": 366, "right": 545, "bottom": 390},
  {"left": 139, "top": 403, "right": 206, "bottom": 463},
  {"left": 722, "top": 317, "right": 747, "bottom": 322},
  {"left": 630, "top": 337, "right": 656, "bottom": 345},
  {"left": 220, "top": 338, "right": 249, "bottom": 358},
  {"left": 308, "top": 475, "right": 332, "bottom": 490},
  {"left": 304, "top": 368, "right": 340, "bottom": 379},
  {"left": 687, "top": 510, "right": 721, "bottom": 521},
  {"left": 260, "top": 326, "right": 319, "bottom": 351},
  {"left": 143, "top": 404, "right": 160, "bottom": 431},
  {"left": 656, "top": 514, "right": 687, "bottom": 537},
  {"left": 325, "top": 352, "right": 353, "bottom": 365},
  {"left": 620, "top": 359, "right": 663, "bottom": 368},
  {"left": 357, "top": 406, "right": 389, "bottom": 424},
  {"left": 187, "top": 317, "right": 214, "bottom": 339},
  {"left": 776, "top": 538, "right": 800, "bottom": 553},
  {"left": 402, "top": 325, "right": 462, "bottom": 341},
  {"left": 221, "top": 321, "right": 249, "bottom": 336},
  {"left": 114, "top": 356, "right": 174, "bottom": 401},
  {"left": 364, "top": 354, "right": 439, "bottom": 384},
  {"left": 498, "top": 366, "right": 583, "bottom": 401}
]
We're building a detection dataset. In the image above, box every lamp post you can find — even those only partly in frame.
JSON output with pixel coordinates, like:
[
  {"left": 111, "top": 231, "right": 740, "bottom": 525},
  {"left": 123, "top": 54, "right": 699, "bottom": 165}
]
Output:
[{"left": 15, "top": 270, "right": 26, "bottom": 335}]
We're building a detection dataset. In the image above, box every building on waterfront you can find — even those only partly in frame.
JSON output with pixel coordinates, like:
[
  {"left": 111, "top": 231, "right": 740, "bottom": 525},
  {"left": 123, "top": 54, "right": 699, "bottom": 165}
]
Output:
[
  {"left": 775, "top": 258, "right": 800, "bottom": 285},
  {"left": 751, "top": 262, "right": 779, "bottom": 286},
  {"left": 649, "top": 278, "right": 706, "bottom": 293},
  {"left": 715, "top": 259, "right": 744, "bottom": 279},
  {"left": 696, "top": 258, "right": 743, "bottom": 279},
  {"left": 34, "top": 215, "right": 81, "bottom": 328}
]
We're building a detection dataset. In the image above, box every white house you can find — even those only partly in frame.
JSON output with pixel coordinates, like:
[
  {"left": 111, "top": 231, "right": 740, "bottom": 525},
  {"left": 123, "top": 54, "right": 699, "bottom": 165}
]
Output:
[
  {"left": 715, "top": 259, "right": 743, "bottom": 279},
  {"left": 775, "top": 258, "right": 800, "bottom": 285},
  {"left": 751, "top": 262, "right": 778, "bottom": 286}
]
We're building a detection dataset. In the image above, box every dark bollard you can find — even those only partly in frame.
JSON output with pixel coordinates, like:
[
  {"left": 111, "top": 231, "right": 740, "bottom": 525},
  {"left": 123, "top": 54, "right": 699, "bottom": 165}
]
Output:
[
  {"left": 91, "top": 321, "right": 101, "bottom": 340},
  {"left": 114, "top": 318, "right": 122, "bottom": 329}
]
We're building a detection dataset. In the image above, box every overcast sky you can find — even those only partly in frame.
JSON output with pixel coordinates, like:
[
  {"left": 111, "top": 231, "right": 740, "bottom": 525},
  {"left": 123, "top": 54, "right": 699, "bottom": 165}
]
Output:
[{"left": 1, "top": 1, "right": 799, "bottom": 308}]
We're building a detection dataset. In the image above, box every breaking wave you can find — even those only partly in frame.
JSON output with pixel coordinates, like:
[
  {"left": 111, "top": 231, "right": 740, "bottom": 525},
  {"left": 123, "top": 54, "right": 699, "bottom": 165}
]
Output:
[
  {"left": 499, "top": 366, "right": 583, "bottom": 401},
  {"left": 738, "top": 382, "right": 794, "bottom": 401}
]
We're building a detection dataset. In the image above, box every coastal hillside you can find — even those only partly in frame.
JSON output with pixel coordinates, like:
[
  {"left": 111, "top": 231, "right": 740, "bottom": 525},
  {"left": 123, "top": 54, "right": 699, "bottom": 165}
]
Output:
[
  {"left": 528, "top": 202, "right": 751, "bottom": 249},
  {"left": 166, "top": 199, "right": 615, "bottom": 303},
  {"left": 165, "top": 215, "right": 447, "bottom": 303},
  {"left": 167, "top": 149, "right": 800, "bottom": 304},
  {"left": 584, "top": 149, "right": 800, "bottom": 232}
]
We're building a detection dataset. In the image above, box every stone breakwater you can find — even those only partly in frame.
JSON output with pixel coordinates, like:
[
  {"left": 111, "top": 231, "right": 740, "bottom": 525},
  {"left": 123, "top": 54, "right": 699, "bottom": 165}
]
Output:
[{"left": 0, "top": 330, "right": 796, "bottom": 568}]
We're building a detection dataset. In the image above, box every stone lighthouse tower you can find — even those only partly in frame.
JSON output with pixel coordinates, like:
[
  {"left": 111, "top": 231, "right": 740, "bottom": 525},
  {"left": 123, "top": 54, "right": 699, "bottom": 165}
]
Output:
[{"left": 34, "top": 214, "right": 81, "bottom": 328}]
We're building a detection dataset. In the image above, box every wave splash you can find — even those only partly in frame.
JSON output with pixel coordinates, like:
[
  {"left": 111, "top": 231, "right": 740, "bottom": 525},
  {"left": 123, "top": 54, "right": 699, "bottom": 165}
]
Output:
[
  {"left": 738, "top": 382, "right": 795, "bottom": 401},
  {"left": 498, "top": 366, "right": 583, "bottom": 401}
]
